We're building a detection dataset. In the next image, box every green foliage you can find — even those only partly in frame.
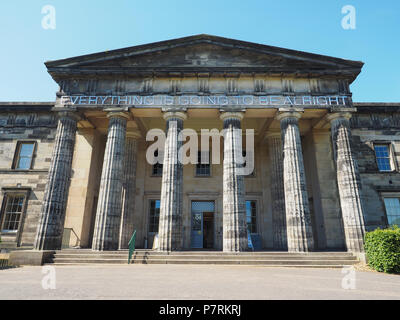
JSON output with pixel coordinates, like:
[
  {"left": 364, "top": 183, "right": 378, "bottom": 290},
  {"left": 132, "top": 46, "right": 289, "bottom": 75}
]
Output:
[{"left": 364, "top": 226, "right": 400, "bottom": 274}]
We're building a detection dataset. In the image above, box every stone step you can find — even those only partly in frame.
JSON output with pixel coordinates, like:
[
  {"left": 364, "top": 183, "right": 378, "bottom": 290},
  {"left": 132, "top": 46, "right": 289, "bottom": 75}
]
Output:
[
  {"left": 0, "top": 244, "right": 17, "bottom": 248},
  {"left": 49, "top": 250, "right": 359, "bottom": 267},
  {"left": 131, "top": 259, "right": 359, "bottom": 265},
  {"left": 0, "top": 243, "right": 18, "bottom": 250},
  {"left": 134, "top": 255, "right": 357, "bottom": 261},
  {"left": 49, "top": 263, "right": 348, "bottom": 268},
  {"left": 53, "top": 258, "right": 130, "bottom": 264},
  {"left": 56, "top": 250, "right": 354, "bottom": 256},
  {"left": 51, "top": 257, "right": 358, "bottom": 265},
  {"left": 132, "top": 253, "right": 355, "bottom": 257},
  {"left": 0, "top": 245, "right": 34, "bottom": 254},
  {"left": 54, "top": 254, "right": 357, "bottom": 260}
]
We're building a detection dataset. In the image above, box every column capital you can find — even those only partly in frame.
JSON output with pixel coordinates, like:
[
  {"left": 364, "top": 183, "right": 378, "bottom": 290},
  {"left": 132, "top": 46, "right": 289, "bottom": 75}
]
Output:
[
  {"left": 220, "top": 111, "right": 244, "bottom": 121},
  {"left": 55, "top": 110, "right": 82, "bottom": 122},
  {"left": 326, "top": 112, "right": 352, "bottom": 123},
  {"left": 163, "top": 111, "right": 187, "bottom": 121},
  {"left": 107, "top": 111, "right": 130, "bottom": 120},
  {"left": 126, "top": 130, "right": 142, "bottom": 139},
  {"left": 265, "top": 130, "right": 281, "bottom": 139},
  {"left": 276, "top": 111, "right": 302, "bottom": 122}
]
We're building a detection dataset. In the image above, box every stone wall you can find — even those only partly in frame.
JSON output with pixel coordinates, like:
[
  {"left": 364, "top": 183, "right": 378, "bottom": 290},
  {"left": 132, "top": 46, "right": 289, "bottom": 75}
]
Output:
[
  {"left": 351, "top": 107, "right": 400, "bottom": 231},
  {"left": 303, "top": 130, "right": 346, "bottom": 250},
  {"left": 0, "top": 110, "right": 56, "bottom": 246},
  {"left": 140, "top": 137, "right": 266, "bottom": 250},
  {"left": 63, "top": 128, "right": 105, "bottom": 248}
]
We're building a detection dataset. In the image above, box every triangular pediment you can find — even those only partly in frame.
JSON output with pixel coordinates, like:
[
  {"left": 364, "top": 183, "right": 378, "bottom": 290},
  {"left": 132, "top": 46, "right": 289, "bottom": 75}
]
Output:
[
  {"left": 79, "top": 43, "right": 294, "bottom": 69},
  {"left": 46, "top": 34, "right": 363, "bottom": 80}
]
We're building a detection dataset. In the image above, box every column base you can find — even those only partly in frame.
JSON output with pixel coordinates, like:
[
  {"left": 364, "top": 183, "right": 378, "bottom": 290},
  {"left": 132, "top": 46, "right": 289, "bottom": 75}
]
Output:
[{"left": 354, "top": 252, "right": 367, "bottom": 264}]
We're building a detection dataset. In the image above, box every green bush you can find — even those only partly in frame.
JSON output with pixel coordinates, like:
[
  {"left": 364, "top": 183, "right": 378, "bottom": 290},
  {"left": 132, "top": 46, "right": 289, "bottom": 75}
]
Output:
[{"left": 364, "top": 226, "right": 400, "bottom": 274}]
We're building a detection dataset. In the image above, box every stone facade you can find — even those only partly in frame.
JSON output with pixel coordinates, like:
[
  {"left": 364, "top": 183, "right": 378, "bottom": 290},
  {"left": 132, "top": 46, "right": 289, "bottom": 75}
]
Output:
[
  {"left": 0, "top": 35, "right": 399, "bottom": 254},
  {"left": 0, "top": 105, "right": 57, "bottom": 248}
]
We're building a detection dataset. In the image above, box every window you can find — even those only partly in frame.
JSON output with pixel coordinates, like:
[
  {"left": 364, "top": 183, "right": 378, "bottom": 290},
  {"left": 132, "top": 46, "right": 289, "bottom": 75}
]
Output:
[
  {"left": 374, "top": 144, "right": 393, "bottom": 172},
  {"left": 148, "top": 200, "right": 160, "bottom": 232},
  {"left": 13, "top": 142, "right": 35, "bottom": 170},
  {"left": 152, "top": 150, "right": 163, "bottom": 176},
  {"left": 1, "top": 195, "right": 26, "bottom": 232},
  {"left": 152, "top": 163, "right": 163, "bottom": 176},
  {"left": 246, "top": 200, "right": 257, "bottom": 233},
  {"left": 383, "top": 198, "right": 400, "bottom": 227},
  {"left": 196, "top": 151, "right": 211, "bottom": 176}
]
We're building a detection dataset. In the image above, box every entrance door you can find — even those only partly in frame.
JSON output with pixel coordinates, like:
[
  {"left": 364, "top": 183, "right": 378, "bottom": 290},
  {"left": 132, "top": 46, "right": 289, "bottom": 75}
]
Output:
[
  {"left": 203, "top": 212, "right": 214, "bottom": 249},
  {"left": 191, "top": 201, "right": 215, "bottom": 249}
]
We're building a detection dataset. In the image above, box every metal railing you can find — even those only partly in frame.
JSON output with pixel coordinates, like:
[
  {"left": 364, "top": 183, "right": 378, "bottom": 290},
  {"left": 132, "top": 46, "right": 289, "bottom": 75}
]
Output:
[
  {"left": 62, "top": 228, "right": 81, "bottom": 248},
  {"left": 0, "top": 259, "right": 9, "bottom": 269},
  {"left": 128, "top": 230, "right": 137, "bottom": 264}
]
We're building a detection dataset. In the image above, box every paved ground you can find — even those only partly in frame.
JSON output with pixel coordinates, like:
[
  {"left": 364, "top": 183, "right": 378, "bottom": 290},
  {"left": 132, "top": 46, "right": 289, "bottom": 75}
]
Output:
[{"left": 0, "top": 265, "right": 399, "bottom": 300}]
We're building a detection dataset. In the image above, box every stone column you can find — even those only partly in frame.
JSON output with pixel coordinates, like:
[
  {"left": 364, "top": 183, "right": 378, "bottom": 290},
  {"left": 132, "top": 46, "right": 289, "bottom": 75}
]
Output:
[
  {"left": 158, "top": 111, "right": 187, "bottom": 251},
  {"left": 277, "top": 111, "right": 314, "bottom": 252},
  {"left": 327, "top": 112, "right": 365, "bottom": 252},
  {"left": 265, "top": 131, "right": 287, "bottom": 250},
  {"left": 221, "top": 112, "right": 247, "bottom": 252},
  {"left": 34, "top": 111, "right": 79, "bottom": 250},
  {"left": 118, "top": 130, "right": 141, "bottom": 249},
  {"left": 92, "top": 111, "right": 129, "bottom": 251}
]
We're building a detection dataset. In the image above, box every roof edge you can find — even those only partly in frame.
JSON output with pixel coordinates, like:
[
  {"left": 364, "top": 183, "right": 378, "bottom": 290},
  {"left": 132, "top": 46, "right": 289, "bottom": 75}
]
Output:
[
  {"left": 354, "top": 102, "right": 400, "bottom": 107},
  {"left": 0, "top": 102, "right": 54, "bottom": 106},
  {"left": 45, "top": 34, "right": 364, "bottom": 69}
]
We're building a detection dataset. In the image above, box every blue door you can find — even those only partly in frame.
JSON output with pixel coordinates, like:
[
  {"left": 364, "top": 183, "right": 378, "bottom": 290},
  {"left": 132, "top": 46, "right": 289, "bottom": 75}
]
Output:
[
  {"left": 191, "top": 201, "right": 214, "bottom": 249},
  {"left": 191, "top": 211, "right": 203, "bottom": 249}
]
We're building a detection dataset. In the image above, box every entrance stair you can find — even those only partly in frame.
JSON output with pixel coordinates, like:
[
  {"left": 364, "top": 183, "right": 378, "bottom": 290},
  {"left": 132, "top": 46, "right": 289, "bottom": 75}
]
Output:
[{"left": 48, "top": 249, "right": 359, "bottom": 268}]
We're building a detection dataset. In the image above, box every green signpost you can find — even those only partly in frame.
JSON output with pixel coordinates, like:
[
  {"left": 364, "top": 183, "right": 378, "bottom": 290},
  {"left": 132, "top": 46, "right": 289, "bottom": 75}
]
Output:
[{"left": 128, "top": 230, "right": 137, "bottom": 264}]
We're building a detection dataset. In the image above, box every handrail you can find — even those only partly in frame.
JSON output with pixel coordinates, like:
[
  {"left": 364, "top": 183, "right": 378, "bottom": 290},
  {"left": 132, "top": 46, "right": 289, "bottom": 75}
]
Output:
[
  {"left": 128, "top": 230, "right": 137, "bottom": 264},
  {"left": 62, "top": 228, "right": 81, "bottom": 248}
]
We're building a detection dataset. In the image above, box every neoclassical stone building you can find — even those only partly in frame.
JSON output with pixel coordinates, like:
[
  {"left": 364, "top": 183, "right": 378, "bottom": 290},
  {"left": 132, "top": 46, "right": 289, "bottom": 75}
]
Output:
[{"left": 1, "top": 35, "right": 399, "bottom": 256}]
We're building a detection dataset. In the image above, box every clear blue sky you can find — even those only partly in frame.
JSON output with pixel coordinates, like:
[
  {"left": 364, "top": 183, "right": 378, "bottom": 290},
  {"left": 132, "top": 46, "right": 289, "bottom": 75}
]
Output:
[{"left": 0, "top": 0, "right": 399, "bottom": 102}]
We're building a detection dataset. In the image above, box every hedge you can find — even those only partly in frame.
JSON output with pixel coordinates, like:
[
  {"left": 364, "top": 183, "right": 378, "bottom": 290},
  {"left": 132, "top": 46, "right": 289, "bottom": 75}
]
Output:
[{"left": 364, "top": 226, "right": 400, "bottom": 274}]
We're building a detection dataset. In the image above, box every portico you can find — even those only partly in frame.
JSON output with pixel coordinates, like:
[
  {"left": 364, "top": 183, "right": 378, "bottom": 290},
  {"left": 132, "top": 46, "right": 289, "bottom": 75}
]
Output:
[{"left": 31, "top": 34, "right": 367, "bottom": 254}]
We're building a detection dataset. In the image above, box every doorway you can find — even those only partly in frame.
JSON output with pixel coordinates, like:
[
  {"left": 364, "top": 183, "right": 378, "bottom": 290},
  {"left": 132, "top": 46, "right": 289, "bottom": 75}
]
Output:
[{"left": 191, "top": 201, "right": 215, "bottom": 249}]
